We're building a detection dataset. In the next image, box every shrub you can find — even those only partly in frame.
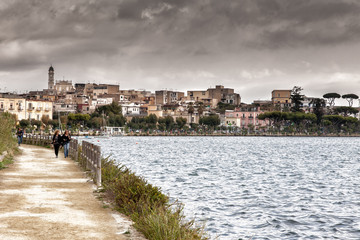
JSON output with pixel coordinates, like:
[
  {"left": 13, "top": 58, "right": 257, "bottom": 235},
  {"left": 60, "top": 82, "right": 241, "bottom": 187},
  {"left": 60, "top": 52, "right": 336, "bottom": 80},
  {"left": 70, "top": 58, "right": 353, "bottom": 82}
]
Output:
[{"left": 101, "top": 157, "right": 208, "bottom": 240}]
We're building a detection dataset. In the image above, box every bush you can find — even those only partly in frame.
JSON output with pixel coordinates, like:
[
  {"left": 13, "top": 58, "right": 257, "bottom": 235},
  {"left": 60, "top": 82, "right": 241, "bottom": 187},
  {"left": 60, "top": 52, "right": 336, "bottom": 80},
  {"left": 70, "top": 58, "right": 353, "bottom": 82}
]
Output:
[
  {"left": 0, "top": 113, "right": 18, "bottom": 169},
  {"left": 0, "top": 113, "right": 17, "bottom": 154},
  {"left": 101, "top": 157, "right": 208, "bottom": 240}
]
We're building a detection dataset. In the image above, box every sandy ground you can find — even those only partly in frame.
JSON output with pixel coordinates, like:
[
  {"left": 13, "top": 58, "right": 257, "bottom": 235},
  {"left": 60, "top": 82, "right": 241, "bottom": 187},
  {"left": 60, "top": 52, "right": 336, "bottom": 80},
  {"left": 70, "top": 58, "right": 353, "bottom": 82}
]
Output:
[{"left": 0, "top": 145, "right": 146, "bottom": 240}]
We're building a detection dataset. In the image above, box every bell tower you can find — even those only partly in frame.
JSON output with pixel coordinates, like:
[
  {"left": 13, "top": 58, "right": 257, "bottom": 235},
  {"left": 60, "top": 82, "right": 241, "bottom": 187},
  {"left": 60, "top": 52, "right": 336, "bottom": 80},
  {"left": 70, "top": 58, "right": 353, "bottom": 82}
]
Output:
[{"left": 48, "top": 65, "right": 54, "bottom": 90}]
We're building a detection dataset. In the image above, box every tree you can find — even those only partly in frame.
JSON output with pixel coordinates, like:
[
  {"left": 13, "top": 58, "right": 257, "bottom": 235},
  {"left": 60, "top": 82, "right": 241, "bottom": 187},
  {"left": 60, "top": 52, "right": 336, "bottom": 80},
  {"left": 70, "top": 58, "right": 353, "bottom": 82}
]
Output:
[
  {"left": 146, "top": 114, "right": 158, "bottom": 124},
  {"left": 187, "top": 103, "right": 194, "bottom": 123},
  {"left": 41, "top": 115, "right": 50, "bottom": 125},
  {"left": 258, "top": 111, "right": 288, "bottom": 131},
  {"left": 310, "top": 98, "right": 326, "bottom": 125},
  {"left": 199, "top": 114, "right": 220, "bottom": 128},
  {"left": 290, "top": 86, "right": 304, "bottom": 112},
  {"left": 334, "top": 106, "right": 359, "bottom": 117},
  {"left": 342, "top": 94, "right": 359, "bottom": 107},
  {"left": 95, "top": 102, "right": 122, "bottom": 116},
  {"left": 216, "top": 102, "right": 235, "bottom": 114},
  {"left": 197, "top": 102, "right": 204, "bottom": 116},
  {"left": 158, "top": 116, "right": 174, "bottom": 130},
  {"left": 323, "top": 93, "right": 341, "bottom": 107},
  {"left": 323, "top": 115, "right": 344, "bottom": 132},
  {"left": 19, "top": 119, "right": 30, "bottom": 129},
  {"left": 176, "top": 117, "right": 187, "bottom": 129}
]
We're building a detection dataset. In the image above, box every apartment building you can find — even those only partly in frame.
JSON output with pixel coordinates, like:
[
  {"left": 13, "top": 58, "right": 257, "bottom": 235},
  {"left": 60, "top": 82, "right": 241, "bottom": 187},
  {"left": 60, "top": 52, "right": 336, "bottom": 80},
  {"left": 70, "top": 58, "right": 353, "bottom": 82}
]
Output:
[
  {"left": 224, "top": 106, "right": 268, "bottom": 129},
  {"left": 155, "top": 90, "right": 184, "bottom": 105},
  {"left": 271, "top": 90, "right": 291, "bottom": 108},
  {"left": 0, "top": 97, "right": 53, "bottom": 121},
  {"left": 187, "top": 85, "right": 241, "bottom": 107},
  {"left": 207, "top": 85, "right": 241, "bottom": 105}
]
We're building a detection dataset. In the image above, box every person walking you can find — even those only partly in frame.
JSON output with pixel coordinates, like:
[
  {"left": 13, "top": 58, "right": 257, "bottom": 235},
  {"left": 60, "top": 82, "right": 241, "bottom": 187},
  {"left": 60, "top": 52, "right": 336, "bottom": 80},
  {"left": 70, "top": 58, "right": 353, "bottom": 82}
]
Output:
[
  {"left": 16, "top": 128, "right": 24, "bottom": 146},
  {"left": 62, "top": 130, "right": 71, "bottom": 158},
  {"left": 52, "top": 130, "right": 61, "bottom": 158}
]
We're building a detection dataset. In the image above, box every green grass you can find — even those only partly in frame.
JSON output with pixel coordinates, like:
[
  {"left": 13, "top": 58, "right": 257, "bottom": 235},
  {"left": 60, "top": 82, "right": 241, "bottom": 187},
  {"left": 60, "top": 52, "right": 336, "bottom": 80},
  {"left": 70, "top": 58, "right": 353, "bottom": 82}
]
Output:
[
  {"left": 101, "top": 157, "right": 208, "bottom": 240},
  {"left": 0, "top": 113, "right": 18, "bottom": 170}
]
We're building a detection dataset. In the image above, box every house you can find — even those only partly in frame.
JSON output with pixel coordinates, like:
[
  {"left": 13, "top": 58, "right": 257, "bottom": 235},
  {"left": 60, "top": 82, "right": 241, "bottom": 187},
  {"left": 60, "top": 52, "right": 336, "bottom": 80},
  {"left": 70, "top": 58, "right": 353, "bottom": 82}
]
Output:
[
  {"left": 0, "top": 96, "right": 53, "bottom": 121},
  {"left": 155, "top": 90, "right": 184, "bottom": 105},
  {"left": 121, "top": 103, "right": 141, "bottom": 116},
  {"left": 271, "top": 90, "right": 291, "bottom": 109},
  {"left": 224, "top": 106, "right": 268, "bottom": 129}
]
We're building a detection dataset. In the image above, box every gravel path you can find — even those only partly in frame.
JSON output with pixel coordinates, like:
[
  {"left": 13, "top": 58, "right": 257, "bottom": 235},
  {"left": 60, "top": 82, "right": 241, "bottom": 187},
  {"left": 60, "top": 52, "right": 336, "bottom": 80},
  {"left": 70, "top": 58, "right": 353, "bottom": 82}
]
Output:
[{"left": 0, "top": 145, "right": 145, "bottom": 240}]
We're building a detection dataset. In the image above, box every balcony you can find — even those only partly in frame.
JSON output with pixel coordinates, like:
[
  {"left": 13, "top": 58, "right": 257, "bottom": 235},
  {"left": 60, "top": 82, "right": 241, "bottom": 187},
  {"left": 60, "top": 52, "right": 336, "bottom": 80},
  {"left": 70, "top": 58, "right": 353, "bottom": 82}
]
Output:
[
  {"left": 36, "top": 107, "right": 42, "bottom": 112},
  {"left": 9, "top": 107, "right": 15, "bottom": 110},
  {"left": 27, "top": 107, "right": 35, "bottom": 111},
  {"left": 248, "top": 116, "right": 254, "bottom": 119},
  {"left": 45, "top": 107, "right": 50, "bottom": 112},
  {"left": 18, "top": 106, "right": 24, "bottom": 111}
]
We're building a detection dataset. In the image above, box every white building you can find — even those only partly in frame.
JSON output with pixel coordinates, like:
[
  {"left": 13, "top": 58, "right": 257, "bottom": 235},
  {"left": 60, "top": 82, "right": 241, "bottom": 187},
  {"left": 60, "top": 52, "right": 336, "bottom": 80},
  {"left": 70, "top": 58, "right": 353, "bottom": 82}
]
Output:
[
  {"left": 0, "top": 97, "right": 53, "bottom": 121},
  {"left": 121, "top": 103, "right": 141, "bottom": 115},
  {"left": 53, "top": 102, "right": 77, "bottom": 114}
]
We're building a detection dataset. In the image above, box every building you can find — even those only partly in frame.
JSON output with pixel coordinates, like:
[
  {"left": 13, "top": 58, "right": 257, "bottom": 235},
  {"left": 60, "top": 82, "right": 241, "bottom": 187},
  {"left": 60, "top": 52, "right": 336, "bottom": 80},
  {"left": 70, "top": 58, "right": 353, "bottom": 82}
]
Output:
[
  {"left": 147, "top": 104, "right": 163, "bottom": 118},
  {"left": 187, "top": 90, "right": 210, "bottom": 102},
  {"left": 271, "top": 90, "right": 291, "bottom": 109},
  {"left": 121, "top": 103, "right": 141, "bottom": 116},
  {"left": 207, "top": 85, "right": 241, "bottom": 105},
  {"left": 93, "top": 84, "right": 119, "bottom": 98},
  {"left": 0, "top": 96, "right": 53, "bottom": 121},
  {"left": 55, "top": 80, "right": 74, "bottom": 94},
  {"left": 155, "top": 90, "right": 184, "bottom": 105},
  {"left": 187, "top": 85, "right": 241, "bottom": 107},
  {"left": 224, "top": 106, "right": 268, "bottom": 129},
  {"left": 53, "top": 102, "right": 77, "bottom": 114},
  {"left": 119, "top": 89, "right": 148, "bottom": 104},
  {"left": 26, "top": 100, "right": 53, "bottom": 121}
]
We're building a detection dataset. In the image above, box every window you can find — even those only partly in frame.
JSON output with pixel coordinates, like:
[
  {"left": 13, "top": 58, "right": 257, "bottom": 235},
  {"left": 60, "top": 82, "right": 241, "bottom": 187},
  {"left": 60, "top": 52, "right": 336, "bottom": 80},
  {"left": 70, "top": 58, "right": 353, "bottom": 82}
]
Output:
[
  {"left": 0, "top": 103, "right": 3, "bottom": 109},
  {"left": 37, "top": 115, "right": 40, "bottom": 120}
]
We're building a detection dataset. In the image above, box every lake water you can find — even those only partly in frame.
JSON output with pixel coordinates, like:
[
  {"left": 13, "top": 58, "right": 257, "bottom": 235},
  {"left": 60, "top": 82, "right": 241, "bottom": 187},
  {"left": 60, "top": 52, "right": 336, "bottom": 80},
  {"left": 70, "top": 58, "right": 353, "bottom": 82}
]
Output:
[{"left": 89, "top": 136, "right": 360, "bottom": 239}]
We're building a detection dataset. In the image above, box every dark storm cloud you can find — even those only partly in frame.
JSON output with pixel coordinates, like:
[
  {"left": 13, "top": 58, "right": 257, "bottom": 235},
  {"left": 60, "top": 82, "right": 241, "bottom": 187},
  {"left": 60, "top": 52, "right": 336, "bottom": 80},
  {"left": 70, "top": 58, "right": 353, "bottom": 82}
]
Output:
[{"left": 1, "top": 0, "right": 360, "bottom": 101}]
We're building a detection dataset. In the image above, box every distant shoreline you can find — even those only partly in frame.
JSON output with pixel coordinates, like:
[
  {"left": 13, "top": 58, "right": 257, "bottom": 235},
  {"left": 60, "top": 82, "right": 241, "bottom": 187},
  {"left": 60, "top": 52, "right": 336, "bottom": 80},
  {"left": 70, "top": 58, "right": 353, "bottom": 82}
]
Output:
[{"left": 77, "top": 134, "right": 360, "bottom": 138}]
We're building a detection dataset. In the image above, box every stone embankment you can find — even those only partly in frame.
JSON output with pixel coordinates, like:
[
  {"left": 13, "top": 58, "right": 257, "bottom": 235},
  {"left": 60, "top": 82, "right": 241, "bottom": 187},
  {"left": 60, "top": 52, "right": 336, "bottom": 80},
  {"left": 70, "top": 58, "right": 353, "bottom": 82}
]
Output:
[{"left": 0, "top": 145, "right": 145, "bottom": 240}]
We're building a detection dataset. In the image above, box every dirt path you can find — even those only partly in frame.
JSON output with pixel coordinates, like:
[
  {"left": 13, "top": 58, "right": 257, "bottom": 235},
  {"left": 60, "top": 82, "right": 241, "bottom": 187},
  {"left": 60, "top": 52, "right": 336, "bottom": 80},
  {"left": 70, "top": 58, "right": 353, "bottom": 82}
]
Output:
[{"left": 0, "top": 145, "right": 145, "bottom": 240}]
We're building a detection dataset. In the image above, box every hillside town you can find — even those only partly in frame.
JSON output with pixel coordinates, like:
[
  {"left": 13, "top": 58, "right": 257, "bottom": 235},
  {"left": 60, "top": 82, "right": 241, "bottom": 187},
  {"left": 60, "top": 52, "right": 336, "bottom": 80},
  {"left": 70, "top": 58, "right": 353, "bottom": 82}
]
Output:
[{"left": 0, "top": 66, "right": 359, "bottom": 135}]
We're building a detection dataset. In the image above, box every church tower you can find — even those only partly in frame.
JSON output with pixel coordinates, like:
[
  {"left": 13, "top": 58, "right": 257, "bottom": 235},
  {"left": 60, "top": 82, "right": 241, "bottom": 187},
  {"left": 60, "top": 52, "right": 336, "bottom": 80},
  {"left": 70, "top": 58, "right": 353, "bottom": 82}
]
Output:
[{"left": 48, "top": 65, "right": 54, "bottom": 90}]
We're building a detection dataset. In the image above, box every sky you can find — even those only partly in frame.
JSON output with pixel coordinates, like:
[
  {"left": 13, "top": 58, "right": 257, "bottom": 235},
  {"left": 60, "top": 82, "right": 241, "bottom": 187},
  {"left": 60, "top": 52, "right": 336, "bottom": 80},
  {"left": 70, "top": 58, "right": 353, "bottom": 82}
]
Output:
[{"left": 1, "top": 0, "right": 360, "bottom": 104}]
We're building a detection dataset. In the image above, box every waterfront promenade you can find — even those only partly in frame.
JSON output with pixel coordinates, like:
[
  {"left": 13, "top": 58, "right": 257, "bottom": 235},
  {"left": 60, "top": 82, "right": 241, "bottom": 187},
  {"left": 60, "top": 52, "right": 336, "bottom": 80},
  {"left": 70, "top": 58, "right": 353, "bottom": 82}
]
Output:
[{"left": 0, "top": 145, "right": 144, "bottom": 240}]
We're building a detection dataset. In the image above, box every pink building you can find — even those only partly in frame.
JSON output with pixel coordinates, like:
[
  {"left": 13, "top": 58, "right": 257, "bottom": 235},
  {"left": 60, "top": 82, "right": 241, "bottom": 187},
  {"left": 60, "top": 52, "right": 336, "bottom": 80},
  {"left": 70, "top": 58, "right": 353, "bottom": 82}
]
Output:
[{"left": 224, "top": 106, "right": 268, "bottom": 129}]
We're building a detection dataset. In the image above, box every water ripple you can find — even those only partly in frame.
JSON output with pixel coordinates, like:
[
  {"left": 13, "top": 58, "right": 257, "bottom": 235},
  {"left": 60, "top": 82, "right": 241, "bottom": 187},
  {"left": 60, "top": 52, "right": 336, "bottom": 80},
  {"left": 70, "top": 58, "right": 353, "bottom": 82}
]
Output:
[{"left": 89, "top": 136, "right": 360, "bottom": 240}]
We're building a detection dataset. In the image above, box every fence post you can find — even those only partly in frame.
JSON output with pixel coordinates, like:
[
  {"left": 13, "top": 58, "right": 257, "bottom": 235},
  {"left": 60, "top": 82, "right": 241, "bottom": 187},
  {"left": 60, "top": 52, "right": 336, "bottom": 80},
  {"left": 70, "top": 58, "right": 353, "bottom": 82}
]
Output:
[{"left": 96, "top": 145, "right": 101, "bottom": 187}]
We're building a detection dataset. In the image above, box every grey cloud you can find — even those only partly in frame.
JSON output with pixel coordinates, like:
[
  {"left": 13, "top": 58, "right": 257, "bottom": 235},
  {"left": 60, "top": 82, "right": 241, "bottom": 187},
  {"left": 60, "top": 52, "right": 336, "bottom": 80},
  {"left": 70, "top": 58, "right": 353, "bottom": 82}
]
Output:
[{"left": 1, "top": 0, "right": 360, "bottom": 102}]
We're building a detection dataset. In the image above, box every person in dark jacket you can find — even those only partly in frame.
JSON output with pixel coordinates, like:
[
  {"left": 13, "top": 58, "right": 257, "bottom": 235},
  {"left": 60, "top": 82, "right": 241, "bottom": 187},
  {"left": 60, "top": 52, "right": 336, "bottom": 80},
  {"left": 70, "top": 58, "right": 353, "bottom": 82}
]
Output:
[
  {"left": 52, "top": 130, "right": 61, "bottom": 158},
  {"left": 62, "top": 130, "right": 71, "bottom": 158},
  {"left": 16, "top": 128, "right": 24, "bottom": 146}
]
